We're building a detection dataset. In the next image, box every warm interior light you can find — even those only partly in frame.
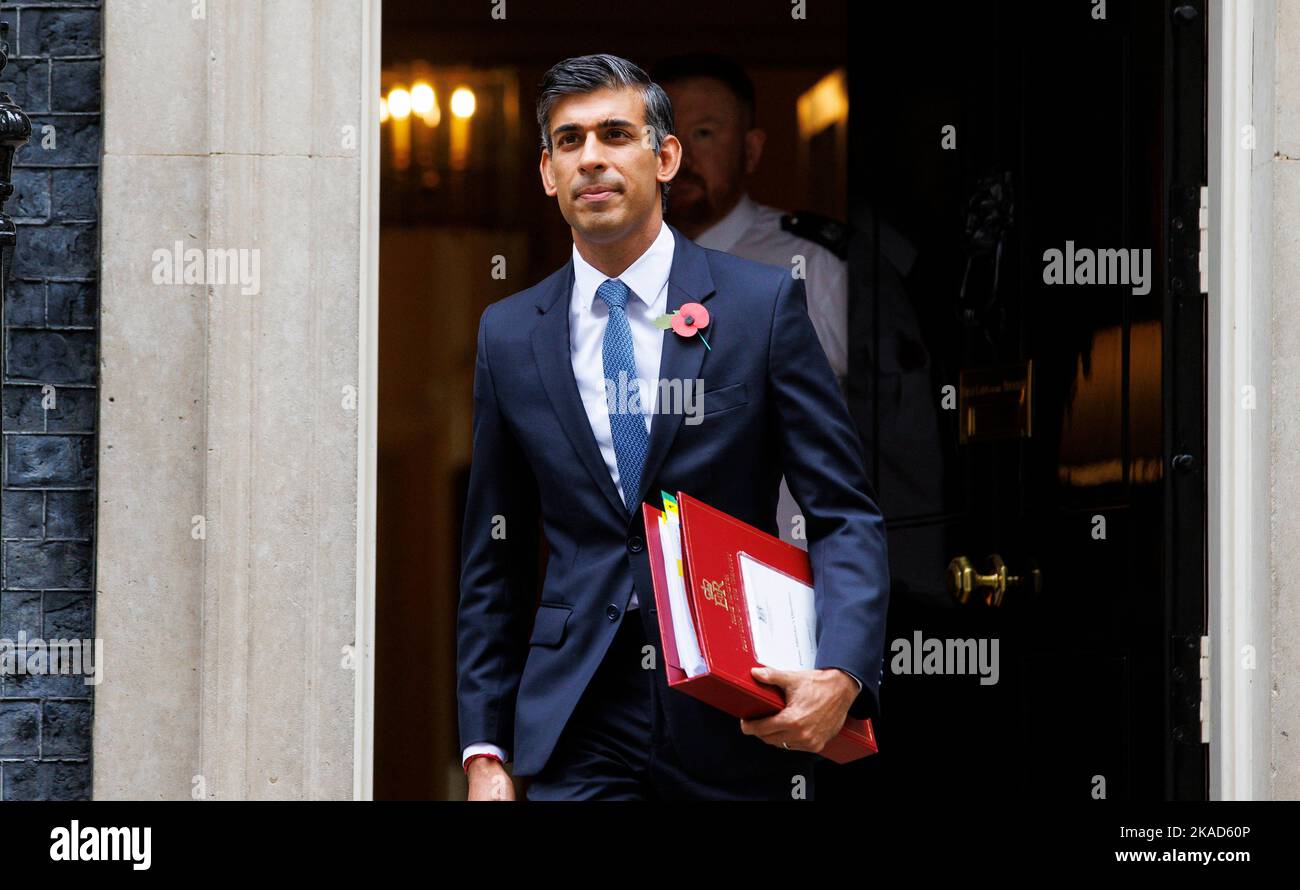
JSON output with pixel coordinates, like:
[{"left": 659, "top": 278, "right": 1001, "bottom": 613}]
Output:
[
  {"left": 411, "top": 83, "right": 435, "bottom": 116},
  {"left": 388, "top": 88, "right": 412, "bottom": 120},
  {"left": 450, "top": 87, "right": 476, "bottom": 119},
  {"left": 380, "top": 96, "right": 389, "bottom": 123}
]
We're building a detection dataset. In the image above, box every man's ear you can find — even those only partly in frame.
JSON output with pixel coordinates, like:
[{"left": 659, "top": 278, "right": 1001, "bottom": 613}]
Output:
[
  {"left": 540, "top": 150, "right": 558, "bottom": 197},
  {"left": 744, "top": 128, "right": 766, "bottom": 176},
  {"left": 656, "top": 133, "right": 683, "bottom": 184}
]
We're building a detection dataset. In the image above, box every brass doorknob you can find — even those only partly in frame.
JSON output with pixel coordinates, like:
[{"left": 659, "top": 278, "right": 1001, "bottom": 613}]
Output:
[{"left": 947, "top": 554, "right": 1041, "bottom": 607}]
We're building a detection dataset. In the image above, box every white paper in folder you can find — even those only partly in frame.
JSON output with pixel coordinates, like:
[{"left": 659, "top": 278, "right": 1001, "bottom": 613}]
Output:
[
  {"left": 658, "top": 509, "right": 707, "bottom": 678},
  {"left": 737, "top": 552, "right": 818, "bottom": 671}
]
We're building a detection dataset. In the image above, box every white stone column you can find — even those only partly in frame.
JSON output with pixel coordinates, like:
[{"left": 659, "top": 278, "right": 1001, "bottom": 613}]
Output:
[
  {"left": 1266, "top": 0, "right": 1300, "bottom": 801},
  {"left": 95, "top": 0, "right": 373, "bottom": 799}
]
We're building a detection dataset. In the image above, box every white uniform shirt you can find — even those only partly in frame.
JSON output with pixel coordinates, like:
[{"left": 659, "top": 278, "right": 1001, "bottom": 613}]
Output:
[
  {"left": 695, "top": 194, "right": 850, "bottom": 556},
  {"left": 695, "top": 193, "right": 849, "bottom": 383}
]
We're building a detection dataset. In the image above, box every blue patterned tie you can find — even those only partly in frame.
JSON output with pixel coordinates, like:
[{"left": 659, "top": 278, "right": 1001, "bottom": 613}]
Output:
[{"left": 595, "top": 278, "right": 650, "bottom": 512}]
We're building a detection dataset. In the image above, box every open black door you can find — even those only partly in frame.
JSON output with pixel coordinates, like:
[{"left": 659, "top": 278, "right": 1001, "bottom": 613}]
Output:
[{"left": 825, "top": 0, "right": 1208, "bottom": 800}]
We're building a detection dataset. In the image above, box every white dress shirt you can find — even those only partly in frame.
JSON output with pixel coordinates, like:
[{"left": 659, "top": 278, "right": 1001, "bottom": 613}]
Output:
[
  {"left": 568, "top": 218, "right": 674, "bottom": 590},
  {"left": 463, "top": 222, "right": 673, "bottom": 771}
]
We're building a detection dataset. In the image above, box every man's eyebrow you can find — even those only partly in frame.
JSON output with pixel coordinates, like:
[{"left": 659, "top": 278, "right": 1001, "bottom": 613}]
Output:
[{"left": 552, "top": 118, "right": 639, "bottom": 138}]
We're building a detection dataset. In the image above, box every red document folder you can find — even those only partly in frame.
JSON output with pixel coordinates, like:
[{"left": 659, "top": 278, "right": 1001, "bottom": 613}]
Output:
[{"left": 641, "top": 491, "right": 878, "bottom": 764}]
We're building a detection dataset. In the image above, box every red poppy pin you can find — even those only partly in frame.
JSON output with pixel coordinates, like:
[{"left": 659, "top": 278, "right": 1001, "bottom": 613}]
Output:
[{"left": 654, "top": 302, "right": 712, "bottom": 351}]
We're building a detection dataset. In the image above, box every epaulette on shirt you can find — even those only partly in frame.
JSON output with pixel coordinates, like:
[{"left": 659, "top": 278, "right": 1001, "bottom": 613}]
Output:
[{"left": 780, "top": 210, "right": 852, "bottom": 260}]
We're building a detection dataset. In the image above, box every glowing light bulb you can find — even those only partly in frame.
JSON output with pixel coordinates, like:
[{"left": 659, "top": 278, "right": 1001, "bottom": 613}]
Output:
[
  {"left": 388, "top": 88, "right": 412, "bottom": 120},
  {"left": 411, "top": 83, "right": 435, "bottom": 115},
  {"left": 450, "top": 87, "right": 476, "bottom": 119}
]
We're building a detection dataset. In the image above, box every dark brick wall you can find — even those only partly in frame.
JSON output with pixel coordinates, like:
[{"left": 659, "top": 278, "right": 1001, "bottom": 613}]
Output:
[{"left": 0, "top": 0, "right": 101, "bottom": 801}]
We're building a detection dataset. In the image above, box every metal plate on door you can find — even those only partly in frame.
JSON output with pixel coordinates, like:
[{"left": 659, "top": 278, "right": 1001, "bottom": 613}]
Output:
[{"left": 958, "top": 360, "right": 1033, "bottom": 443}]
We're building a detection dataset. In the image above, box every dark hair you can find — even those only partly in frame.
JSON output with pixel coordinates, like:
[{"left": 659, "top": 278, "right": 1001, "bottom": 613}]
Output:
[
  {"left": 536, "top": 54, "right": 675, "bottom": 212},
  {"left": 651, "top": 53, "right": 757, "bottom": 130}
]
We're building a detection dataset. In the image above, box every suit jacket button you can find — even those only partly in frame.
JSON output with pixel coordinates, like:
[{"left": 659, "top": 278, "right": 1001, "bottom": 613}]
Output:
[
  {"left": 628, "top": 535, "right": 644, "bottom": 553},
  {"left": 606, "top": 604, "right": 621, "bottom": 621}
]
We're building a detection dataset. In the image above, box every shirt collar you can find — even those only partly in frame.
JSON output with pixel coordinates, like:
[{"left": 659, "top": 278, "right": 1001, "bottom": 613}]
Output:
[
  {"left": 572, "top": 220, "right": 675, "bottom": 313},
  {"left": 693, "top": 192, "right": 757, "bottom": 252}
]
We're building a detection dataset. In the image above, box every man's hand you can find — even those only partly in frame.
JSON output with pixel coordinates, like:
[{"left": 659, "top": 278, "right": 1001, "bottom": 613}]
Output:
[
  {"left": 739, "top": 666, "right": 857, "bottom": 753},
  {"left": 466, "top": 757, "right": 516, "bottom": 801}
]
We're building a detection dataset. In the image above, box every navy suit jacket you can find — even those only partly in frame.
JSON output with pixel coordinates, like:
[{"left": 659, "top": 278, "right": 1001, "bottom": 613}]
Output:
[{"left": 456, "top": 223, "right": 890, "bottom": 782}]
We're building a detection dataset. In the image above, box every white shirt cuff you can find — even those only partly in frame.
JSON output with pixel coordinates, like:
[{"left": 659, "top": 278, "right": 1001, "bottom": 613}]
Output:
[{"left": 462, "top": 742, "right": 509, "bottom": 770}]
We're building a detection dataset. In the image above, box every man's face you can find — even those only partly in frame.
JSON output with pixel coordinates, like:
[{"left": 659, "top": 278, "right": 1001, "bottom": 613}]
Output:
[
  {"left": 540, "top": 86, "right": 679, "bottom": 243},
  {"left": 662, "top": 76, "right": 762, "bottom": 231}
]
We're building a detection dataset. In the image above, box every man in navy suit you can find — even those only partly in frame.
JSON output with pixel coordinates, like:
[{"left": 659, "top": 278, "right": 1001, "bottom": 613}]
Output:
[{"left": 457, "top": 54, "right": 889, "bottom": 801}]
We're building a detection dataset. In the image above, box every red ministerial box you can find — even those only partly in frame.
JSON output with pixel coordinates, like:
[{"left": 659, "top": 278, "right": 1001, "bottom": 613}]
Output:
[{"left": 641, "top": 491, "right": 877, "bottom": 764}]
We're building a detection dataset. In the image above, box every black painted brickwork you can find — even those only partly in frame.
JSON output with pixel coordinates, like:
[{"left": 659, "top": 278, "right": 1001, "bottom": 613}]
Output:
[{"left": 0, "top": 1, "right": 102, "bottom": 801}]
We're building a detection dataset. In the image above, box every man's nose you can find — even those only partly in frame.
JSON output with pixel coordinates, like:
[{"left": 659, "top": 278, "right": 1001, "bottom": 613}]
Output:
[{"left": 577, "top": 132, "right": 607, "bottom": 172}]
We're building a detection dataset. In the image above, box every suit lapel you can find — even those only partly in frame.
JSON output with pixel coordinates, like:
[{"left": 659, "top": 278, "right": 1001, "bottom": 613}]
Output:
[
  {"left": 531, "top": 261, "right": 629, "bottom": 521},
  {"left": 530, "top": 224, "right": 718, "bottom": 524},
  {"left": 630, "top": 225, "right": 717, "bottom": 513}
]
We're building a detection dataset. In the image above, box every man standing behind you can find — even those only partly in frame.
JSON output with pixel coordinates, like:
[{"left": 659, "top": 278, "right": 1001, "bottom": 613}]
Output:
[
  {"left": 655, "top": 54, "right": 852, "bottom": 551},
  {"left": 458, "top": 54, "right": 889, "bottom": 800}
]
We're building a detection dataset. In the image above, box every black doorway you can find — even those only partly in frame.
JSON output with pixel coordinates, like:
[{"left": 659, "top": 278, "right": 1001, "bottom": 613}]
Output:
[{"left": 827, "top": 0, "right": 1208, "bottom": 801}]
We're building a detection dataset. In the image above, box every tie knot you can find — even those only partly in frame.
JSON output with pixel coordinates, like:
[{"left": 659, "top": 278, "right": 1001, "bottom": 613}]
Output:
[{"left": 596, "top": 278, "right": 632, "bottom": 312}]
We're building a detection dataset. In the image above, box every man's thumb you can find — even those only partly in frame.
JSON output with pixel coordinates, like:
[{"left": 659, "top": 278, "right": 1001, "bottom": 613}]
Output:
[{"left": 752, "top": 665, "right": 783, "bottom": 684}]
